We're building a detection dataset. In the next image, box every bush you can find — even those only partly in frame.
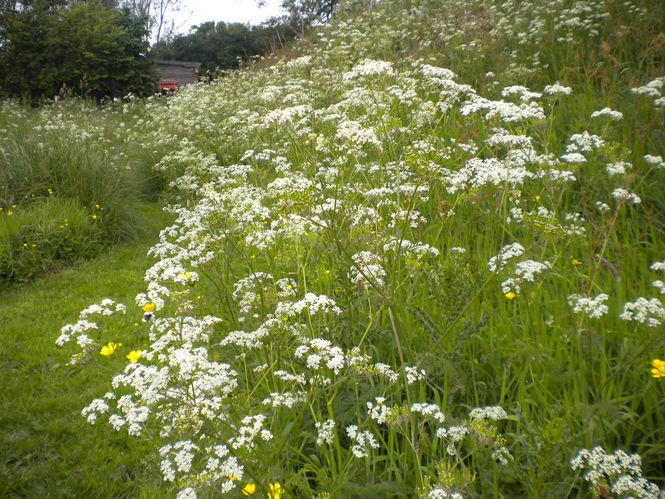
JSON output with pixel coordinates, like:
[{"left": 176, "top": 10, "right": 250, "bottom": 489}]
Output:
[{"left": 0, "top": 197, "right": 107, "bottom": 283}]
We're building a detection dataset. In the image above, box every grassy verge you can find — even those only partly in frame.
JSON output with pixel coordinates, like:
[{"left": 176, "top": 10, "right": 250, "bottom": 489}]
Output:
[{"left": 0, "top": 204, "right": 171, "bottom": 497}]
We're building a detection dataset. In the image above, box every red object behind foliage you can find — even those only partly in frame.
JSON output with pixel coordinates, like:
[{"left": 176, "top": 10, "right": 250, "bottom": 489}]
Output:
[{"left": 157, "top": 81, "right": 178, "bottom": 91}]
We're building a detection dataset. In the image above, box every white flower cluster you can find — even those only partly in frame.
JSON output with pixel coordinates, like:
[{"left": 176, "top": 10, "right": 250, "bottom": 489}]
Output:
[
  {"left": 631, "top": 77, "right": 665, "bottom": 102},
  {"left": 265, "top": 104, "right": 312, "bottom": 126},
  {"left": 644, "top": 154, "right": 665, "bottom": 169},
  {"left": 343, "top": 59, "right": 394, "bottom": 80},
  {"left": 346, "top": 425, "right": 379, "bottom": 458},
  {"left": 500, "top": 259, "right": 551, "bottom": 294},
  {"left": 543, "top": 82, "right": 573, "bottom": 95},
  {"left": 348, "top": 251, "right": 387, "bottom": 288},
  {"left": 606, "top": 161, "right": 631, "bottom": 176},
  {"left": 620, "top": 297, "right": 665, "bottom": 327},
  {"left": 566, "top": 131, "right": 605, "bottom": 154},
  {"left": 444, "top": 157, "right": 535, "bottom": 194},
  {"left": 460, "top": 95, "right": 545, "bottom": 123},
  {"left": 410, "top": 403, "right": 445, "bottom": 423},
  {"left": 651, "top": 260, "right": 665, "bottom": 271},
  {"left": 612, "top": 188, "right": 641, "bottom": 204},
  {"left": 488, "top": 243, "right": 526, "bottom": 272},
  {"left": 468, "top": 406, "right": 508, "bottom": 421},
  {"left": 55, "top": 319, "right": 98, "bottom": 347},
  {"left": 229, "top": 414, "right": 273, "bottom": 450},
  {"left": 79, "top": 298, "right": 126, "bottom": 318},
  {"left": 315, "top": 419, "right": 336, "bottom": 446},
  {"left": 382, "top": 237, "right": 440, "bottom": 259},
  {"left": 501, "top": 85, "right": 542, "bottom": 101},
  {"left": 568, "top": 293, "right": 610, "bottom": 319},
  {"left": 426, "top": 488, "right": 464, "bottom": 499},
  {"left": 275, "top": 293, "right": 342, "bottom": 318},
  {"left": 571, "top": 447, "right": 663, "bottom": 498},
  {"left": 262, "top": 392, "right": 304, "bottom": 409},
  {"left": 367, "top": 397, "right": 393, "bottom": 424},
  {"left": 295, "top": 338, "right": 346, "bottom": 375},
  {"left": 590, "top": 107, "right": 623, "bottom": 121},
  {"left": 336, "top": 120, "right": 381, "bottom": 150}
]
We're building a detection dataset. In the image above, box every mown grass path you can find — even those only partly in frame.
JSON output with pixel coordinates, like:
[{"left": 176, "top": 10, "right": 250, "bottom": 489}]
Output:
[{"left": 0, "top": 218, "right": 169, "bottom": 497}]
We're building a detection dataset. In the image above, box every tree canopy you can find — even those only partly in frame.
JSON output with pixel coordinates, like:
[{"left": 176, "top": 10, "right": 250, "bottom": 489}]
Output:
[
  {"left": 0, "top": 0, "right": 157, "bottom": 100},
  {"left": 149, "top": 20, "right": 296, "bottom": 76}
]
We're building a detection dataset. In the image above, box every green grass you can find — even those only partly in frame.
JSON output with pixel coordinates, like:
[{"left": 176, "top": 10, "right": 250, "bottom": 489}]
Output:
[
  {"left": 0, "top": 205, "right": 172, "bottom": 497},
  {"left": 0, "top": 98, "right": 165, "bottom": 284},
  {"left": 2, "top": 0, "right": 665, "bottom": 497}
]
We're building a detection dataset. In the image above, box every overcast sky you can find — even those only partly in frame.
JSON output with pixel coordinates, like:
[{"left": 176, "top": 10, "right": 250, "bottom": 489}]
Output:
[{"left": 173, "top": 0, "right": 286, "bottom": 34}]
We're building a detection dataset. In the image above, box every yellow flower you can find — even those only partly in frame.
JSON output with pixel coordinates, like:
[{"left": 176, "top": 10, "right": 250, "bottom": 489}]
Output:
[
  {"left": 178, "top": 272, "right": 191, "bottom": 280},
  {"left": 242, "top": 483, "right": 256, "bottom": 496},
  {"left": 126, "top": 350, "right": 142, "bottom": 363},
  {"left": 651, "top": 359, "right": 665, "bottom": 379},
  {"left": 572, "top": 259, "right": 582, "bottom": 265},
  {"left": 504, "top": 291, "right": 516, "bottom": 300},
  {"left": 142, "top": 302, "right": 156, "bottom": 312},
  {"left": 92, "top": 214, "right": 97, "bottom": 219},
  {"left": 100, "top": 342, "right": 120, "bottom": 356},
  {"left": 268, "top": 482, "right": 282, "bottom": 499},
  {"left": 7, "top": 210, "right": 12, "bottom": 216}
]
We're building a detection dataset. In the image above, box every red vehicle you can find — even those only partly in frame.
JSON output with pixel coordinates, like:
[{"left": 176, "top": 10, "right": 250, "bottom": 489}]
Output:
[{"left": 157, "top": 81, "right": 178, "bottom": 92}]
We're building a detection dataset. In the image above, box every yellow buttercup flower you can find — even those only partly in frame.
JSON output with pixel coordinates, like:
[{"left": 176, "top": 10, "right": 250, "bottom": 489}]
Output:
[
  {"left": 100, "top": 342, "right": 120, "bottom": 356},
  {"left": 504, "top": 291, "right": 516, "bottom": 300},
  {"left": 572, "top": 259, "right": 582, "bottom": 265},
  {"left": 142, "top": 302, "right": 156, "bottom": 313},
  {"left": 126, "top": 350, "right": 142, "bottom": 363},
  {"left": 651, "top": 359, "right": 665, "bottom": 379},
  {"left": 242, "top": 483, "right": 256, "bottom": 495},
  {"left": 268, "top": 483, "right": 282, "bottom": 499}
]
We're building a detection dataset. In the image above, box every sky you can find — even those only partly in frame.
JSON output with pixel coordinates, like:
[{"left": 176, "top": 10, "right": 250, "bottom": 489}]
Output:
[{"left": 173, "top": 0, "right": 286, "bottom": 34}]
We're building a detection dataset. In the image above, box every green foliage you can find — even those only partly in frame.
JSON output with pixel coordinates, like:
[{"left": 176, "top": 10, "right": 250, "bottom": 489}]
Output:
[
  {"left": 0, "top": 196, "right": 107, "bottom": 282},
  {"left": 0, "top": 0, "right": 157, "bottom": 100},
  {"left": 150, "top": 20, "right": 297, "bottom": 75},
  {"left": 0, "top": 97, "right": 164, "bottom": 283},
  {"left": 4, "top": 0, "right": 665, "bottom": 497},
  {"left": 0, "top": 235, "right": 168, "bottom": 497}
]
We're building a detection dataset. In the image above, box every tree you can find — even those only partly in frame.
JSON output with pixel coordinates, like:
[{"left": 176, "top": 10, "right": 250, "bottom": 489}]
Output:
[
  {"left": 279, "top": 0, "right": 338, "bottom": 25},
  {"left": 0, "top": 0, "right": 157, "bottom": 100},
  {"left": 150, "top": 20, "right": 295, "bottom": 76},
  {"left": 119, "top": 0, "right": 181, "bottom": 43}
]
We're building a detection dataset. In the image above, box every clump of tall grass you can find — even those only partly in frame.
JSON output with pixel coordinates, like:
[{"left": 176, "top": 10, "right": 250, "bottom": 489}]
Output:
[
  {"left": 0, "top": 98, "right": 164, "bottom": 282},
  {"left": 52, "top": 0, "right": 665, "bottom": 497}
]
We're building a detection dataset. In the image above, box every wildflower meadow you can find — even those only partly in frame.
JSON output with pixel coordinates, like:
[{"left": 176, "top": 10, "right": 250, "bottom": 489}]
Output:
[{"left": 3, "top": 0, "right": 665, "bottom": 497}]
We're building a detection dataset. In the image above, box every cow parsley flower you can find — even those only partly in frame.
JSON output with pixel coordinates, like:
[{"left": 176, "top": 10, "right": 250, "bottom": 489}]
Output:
[
  {"left": 315, "top": 419, "right": 336, "bottom": 446},
  {"left": 568, "top": 294, "right": 609, "bottom": 319},
  {"left": 590, "top": 107, "right": 623, "bottom": 121},
  {"left": 620, "top": 297, "right": 665, "bottom": 327}
]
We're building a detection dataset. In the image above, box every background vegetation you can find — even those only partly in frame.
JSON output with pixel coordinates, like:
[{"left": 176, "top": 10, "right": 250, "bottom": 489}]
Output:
[{"left": 2, "top": 0, "right": 665, "bottom": 497}]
